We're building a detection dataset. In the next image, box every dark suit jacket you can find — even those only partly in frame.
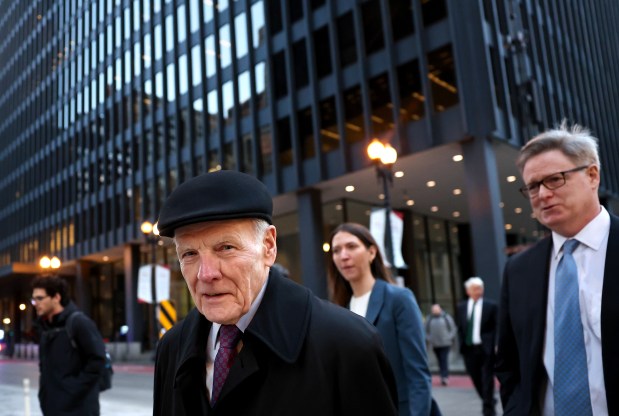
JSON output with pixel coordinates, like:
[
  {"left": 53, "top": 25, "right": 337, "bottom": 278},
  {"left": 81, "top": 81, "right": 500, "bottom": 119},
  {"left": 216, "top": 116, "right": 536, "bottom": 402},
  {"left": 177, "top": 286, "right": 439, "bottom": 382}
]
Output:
[
  {"left": 495, "top": 214, "right": 619, "bottom": 415},
  {"left": 456, "top": 298, "right": 498, "bottom": 356},
  {"left": 153, "top": 269, "right": 398, "bottom": 416},
  {"left": 366, "top": 279, "right": 432, "bottom": 416}
]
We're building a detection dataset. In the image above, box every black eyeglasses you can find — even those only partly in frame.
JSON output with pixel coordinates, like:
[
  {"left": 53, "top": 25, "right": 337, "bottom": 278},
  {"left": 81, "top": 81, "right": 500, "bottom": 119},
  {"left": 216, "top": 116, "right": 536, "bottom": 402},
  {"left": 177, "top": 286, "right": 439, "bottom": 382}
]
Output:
[
  {"left": 30, "top": 295, "right": 50, "bottom": 304},
  {"left": 519, "top": 165, "right": 589, "bottom": 199}
]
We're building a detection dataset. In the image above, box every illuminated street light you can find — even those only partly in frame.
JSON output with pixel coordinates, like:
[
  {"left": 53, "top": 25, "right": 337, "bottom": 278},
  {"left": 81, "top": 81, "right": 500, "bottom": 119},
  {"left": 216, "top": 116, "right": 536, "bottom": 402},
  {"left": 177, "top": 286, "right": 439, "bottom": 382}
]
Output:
[
  {"left": 141, "top": 221, "right": 160, "bottom": 350},
  {"left": 39, "top": 255, "right": 61, "bottom": 273},
  {"left": 367, "top": 138, "right": 398, "bottom": 275}
]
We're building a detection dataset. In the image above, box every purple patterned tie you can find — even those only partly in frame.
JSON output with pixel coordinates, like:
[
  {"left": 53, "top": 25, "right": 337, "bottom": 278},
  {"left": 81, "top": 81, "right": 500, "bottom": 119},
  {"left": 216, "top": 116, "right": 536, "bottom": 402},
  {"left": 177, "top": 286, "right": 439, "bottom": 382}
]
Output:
[{"left": 212, "top": 325, "right": 242, "bottom": 405}]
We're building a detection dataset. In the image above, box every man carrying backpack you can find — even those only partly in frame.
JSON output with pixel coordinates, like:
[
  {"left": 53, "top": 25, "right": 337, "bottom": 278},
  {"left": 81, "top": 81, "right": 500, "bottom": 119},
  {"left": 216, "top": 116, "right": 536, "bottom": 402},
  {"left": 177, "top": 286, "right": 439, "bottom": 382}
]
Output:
[{"left": 31, "top": 275, "right": 107, "bottom": 416}]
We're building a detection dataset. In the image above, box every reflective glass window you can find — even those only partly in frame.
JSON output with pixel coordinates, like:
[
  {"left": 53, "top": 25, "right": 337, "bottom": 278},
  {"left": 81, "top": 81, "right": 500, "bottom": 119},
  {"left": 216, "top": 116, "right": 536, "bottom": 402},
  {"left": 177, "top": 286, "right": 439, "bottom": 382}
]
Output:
[
  {"left": 293, "top": 39, "right": 309, "bottom": 88},
  {"left": 397, "top": 59, "right": 424, "bottom": 121},
  {"left": 272, "top": 51, "right": 287, "bottom": 98},
  {"left": 251, "top": 1, "right": 265, "bottom": 49},
  {"left": 362, "top": 1, "right": 384, "bottom": 55},
  {"left": 155, "top": 24, "right": 163, "bottom": 60},
  {"left": 144, "top": 33, "right": 152, "bottom": 68},
  {"left": 134, "top": 0, "right": 141, "bottom": 30},
  {"left": 422, "top": 0, "right": 447, "bottom": 27},
  {"left": 277, "top": 117, "right": 293, "bottom": 166},
  {"left": 343, "top": 86, "right": 364, "bottom": 143},
  {"left": 219, "top": 24, "right": 232, "bottom": 69},
  {"left": 319, "top": 97, "right": 339, "bottom": 151},
  {"left": 166, "top": 14, "right": 175, "bottom": 52},
  {"left": 235, "top": 12, "right": 249, "bottom": 59},
  {"left": 204, "top": 0, "right": 214, "bottom": 23},
  {"left": 427, "top": 45, "right": 459, "bottom": 112},
  {"left": 155, "top": 70, "right": 164, "bottom": 98},
  {"left": 389, "top": 0, "right": 414, "bottom": 41},
  {"left": 260, "top": 125, "right": 273, "bottom": 174},
  {"left": 314, "top": 26, "right": 332, "bottom": 78},
  {"left": 255, "top": 61, "right": 267, "bottom": 109},
  {"left": 337, "top": 12, "right": 357, "bottom": 67},
  {"left": 115, "top": 58, "right": 122, "bottom": 90},
  {"left": 298, "top": 107, "right": 315, "bottom": 160},
  {"left": 190, "top": 1, "right": 200, "bottom": 33},
  {"left": 205, "top": 35, "right": 216, "bottom": 78},
  {"left": 143, "top": 0, "right": 151, "bottom": 23},
  {"left": 369, "top": 73, "right": 394, "bottom": 136},
  {"left": 207, "top": 89, "right": 219, "bottom": 131},
  {"left": 134, "top": 42, "right": 141, "bottom": 77},
  {"left": 179, "top": 54, "right": 188, "bottom": 95},
  {"left": 222, "top": 80, "right": 234, "bottom": 125},
  {"left": 167, "top": 62, "right": 176, "bottom": 100},
  {"left": 238, "top": 70, "right": 251, "bottom": 118},
  {"left": 125, "top": 50, "right": 132, "bottom": 84},
  {"left": 177, "top": 5, "right": 187, "bottom": 45},
  {"left": 115, "top": 16, "right": 122, "bottom": 47},
  {"left": 219, "top": 0, "right": 229, "bottom": 13},
  {"left": 124, "top": 7, "right": 131, "bottom": 40},
  {"left": 191, "top": 44, "right": 202, "bottom": 87}
]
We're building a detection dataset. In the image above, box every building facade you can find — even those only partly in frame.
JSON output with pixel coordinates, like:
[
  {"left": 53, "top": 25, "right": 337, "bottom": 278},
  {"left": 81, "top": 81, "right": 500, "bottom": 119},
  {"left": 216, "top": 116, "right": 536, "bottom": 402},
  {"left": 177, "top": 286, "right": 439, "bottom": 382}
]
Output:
[{"left": 1, "top": 0, "right": 618, "bottom": 351}]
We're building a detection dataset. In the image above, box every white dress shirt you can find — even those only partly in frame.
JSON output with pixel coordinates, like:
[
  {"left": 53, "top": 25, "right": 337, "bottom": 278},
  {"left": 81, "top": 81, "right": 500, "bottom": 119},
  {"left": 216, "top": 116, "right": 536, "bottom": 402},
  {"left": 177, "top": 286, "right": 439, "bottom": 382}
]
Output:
[
  {"left": 467, "top": 298, "right": 484, "bottom": 345},
  {"left": 350, "top": 290, "right": 372, "bottom": 318},
  {"left": 205, "top": 275, "right": 269, "bottom": 400},
  {"left": 542, "top": 207, "right": 610, "bottom": 415}
]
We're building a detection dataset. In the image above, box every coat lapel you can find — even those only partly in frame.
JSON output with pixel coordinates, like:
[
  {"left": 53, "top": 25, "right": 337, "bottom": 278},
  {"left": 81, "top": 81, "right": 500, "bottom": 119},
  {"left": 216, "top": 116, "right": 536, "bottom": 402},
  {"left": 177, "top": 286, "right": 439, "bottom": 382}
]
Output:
[
  {"left": 217, "top": 271, "right": 312, "bottom": 404},
  {"left": 366, "top": 279, "right": 386, "bottom": 325}
]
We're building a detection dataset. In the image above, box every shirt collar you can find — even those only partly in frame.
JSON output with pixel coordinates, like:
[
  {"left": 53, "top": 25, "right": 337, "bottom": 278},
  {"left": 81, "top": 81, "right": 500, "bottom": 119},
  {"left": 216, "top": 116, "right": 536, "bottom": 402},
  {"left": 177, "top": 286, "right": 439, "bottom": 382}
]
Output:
[{"left": 552, "top": 206, "right": 610, "bottom": 259}]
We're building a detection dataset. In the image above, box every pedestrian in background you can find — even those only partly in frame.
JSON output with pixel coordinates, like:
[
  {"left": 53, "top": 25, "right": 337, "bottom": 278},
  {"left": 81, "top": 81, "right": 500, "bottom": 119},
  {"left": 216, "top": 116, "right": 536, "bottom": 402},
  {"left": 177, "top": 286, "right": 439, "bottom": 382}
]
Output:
[
  {"left": 496, "top": 121, "right": 619, "bottom": 414},
  {"left": 456, "top": 277, "right": 498, "bottom": 416},
  {"left": 31, "top": 275, "right": 107, "bottom": 416},
  {"left": 154, "top": 171, "right": 398, "bottom": 415},
  {"left": 425, "top": 304, "right": 457, "bottom": 386},
  {"left": 328, "top": 222, "right": 434, "bottom": 416}
]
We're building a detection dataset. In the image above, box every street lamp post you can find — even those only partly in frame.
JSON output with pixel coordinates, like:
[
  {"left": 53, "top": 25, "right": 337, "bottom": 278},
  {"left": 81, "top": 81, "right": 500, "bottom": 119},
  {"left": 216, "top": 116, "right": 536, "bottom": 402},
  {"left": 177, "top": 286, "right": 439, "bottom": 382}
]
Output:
[
  {"left": 367, "top": 139, "right": 398, "bottom": 277},
  {"left": 141, "top": 221, "right": 160, "bottom": 351}
]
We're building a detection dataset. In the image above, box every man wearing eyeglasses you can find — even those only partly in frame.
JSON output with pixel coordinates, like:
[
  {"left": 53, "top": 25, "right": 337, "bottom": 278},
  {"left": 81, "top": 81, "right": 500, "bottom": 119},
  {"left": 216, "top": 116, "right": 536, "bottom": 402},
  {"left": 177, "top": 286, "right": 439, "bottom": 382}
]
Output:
[
  {"left": 495, "top": 121, "right": 619, "bottom": 415},
  {"left": 31, "top": 275, "right": 107, "bottom": 416}
]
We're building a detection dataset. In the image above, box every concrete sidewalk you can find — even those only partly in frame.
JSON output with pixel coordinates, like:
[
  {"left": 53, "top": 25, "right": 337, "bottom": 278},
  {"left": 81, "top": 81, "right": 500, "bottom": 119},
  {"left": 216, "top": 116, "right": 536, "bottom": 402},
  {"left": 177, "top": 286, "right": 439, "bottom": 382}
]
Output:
[{"left": 431, "top": 374, "right": 503, "bottom": 416}]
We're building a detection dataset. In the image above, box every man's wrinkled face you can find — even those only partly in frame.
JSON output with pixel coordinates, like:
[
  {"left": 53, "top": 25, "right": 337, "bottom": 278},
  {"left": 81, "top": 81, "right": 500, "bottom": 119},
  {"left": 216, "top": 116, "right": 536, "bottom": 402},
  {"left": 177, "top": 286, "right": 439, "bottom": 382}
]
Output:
[{"left": 174, "top": 219, "right": 277, "bottom": 325}]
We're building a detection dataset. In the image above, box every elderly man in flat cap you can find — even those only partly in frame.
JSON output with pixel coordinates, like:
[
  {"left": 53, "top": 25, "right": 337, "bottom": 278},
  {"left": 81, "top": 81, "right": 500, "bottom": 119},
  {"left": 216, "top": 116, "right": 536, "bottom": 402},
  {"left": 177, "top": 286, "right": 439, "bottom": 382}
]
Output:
[{"left": 153, "top": 170, "right": 397, "bottom": 416}]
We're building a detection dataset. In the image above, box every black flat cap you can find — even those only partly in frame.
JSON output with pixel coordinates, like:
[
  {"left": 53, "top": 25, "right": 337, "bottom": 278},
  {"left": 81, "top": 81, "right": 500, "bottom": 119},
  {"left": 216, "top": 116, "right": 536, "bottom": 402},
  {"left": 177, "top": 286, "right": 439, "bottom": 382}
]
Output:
[{"left": 157, "top": 170, "right": 273, "bottom": 237}]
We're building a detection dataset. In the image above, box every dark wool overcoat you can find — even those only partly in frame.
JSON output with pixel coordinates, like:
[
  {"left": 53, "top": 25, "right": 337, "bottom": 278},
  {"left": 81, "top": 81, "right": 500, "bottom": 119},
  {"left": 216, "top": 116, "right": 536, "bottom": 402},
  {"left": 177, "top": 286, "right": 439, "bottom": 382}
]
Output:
[{"left": 153, "top": 270, "right": 398, "bottom": 416}]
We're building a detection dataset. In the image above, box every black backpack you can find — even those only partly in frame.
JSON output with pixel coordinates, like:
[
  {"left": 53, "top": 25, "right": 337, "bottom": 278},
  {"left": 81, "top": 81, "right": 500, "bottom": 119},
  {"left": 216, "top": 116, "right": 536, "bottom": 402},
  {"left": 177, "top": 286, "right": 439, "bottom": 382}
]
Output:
[{"left": 64, "top": 311, "right": 113, "bottom": 391}]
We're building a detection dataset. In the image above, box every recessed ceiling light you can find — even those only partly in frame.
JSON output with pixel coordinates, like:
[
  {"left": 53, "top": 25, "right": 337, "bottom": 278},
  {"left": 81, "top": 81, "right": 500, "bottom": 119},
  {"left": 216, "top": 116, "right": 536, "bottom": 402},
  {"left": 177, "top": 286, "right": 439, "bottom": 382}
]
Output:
[
  {"left": 379, "top": 193, "right": 385, "bottom": 200},
  {"left": 394, "top": 171, "right": 404, "bottom": 178},
  {"left": 103, "top": 256, "right": 109, "bottom": 262},
  {"left": 345, "top": 185, "right": 355, "bottom": 192},
  {"left": 453, "top": 188, "right": 462, "bottom": 195},
  {"left": 499, "top": 202, "right": 505, "bottom": 208},
  {"left": 322, "top": 243, "right": 330, "bottom": 252},
  {"left": 452, "top": 155, "right": 463, "bottom": 162},
  {"left": 505, "top": 224, "right": 513, "bottom": 230},
  {"left": 506, "top": 175, "right": 517, "bottom": 182},
  {"left": 406, "top": 199, "right": 415, "bottom": 206},
  {"left": 452, "top": 211, "right": 460, "bottom": 218},
  {"left": 426, "top": 181, "right": 436, "bottom": 188},
  {"left": 431, "top": 206, "right": 439, "bottom": 212},
  {"left": 514, "top": 207, "right": 522, "bottom": 214},
  {"left": 335, "top": 204, "right": 343, "bottom": 211}
]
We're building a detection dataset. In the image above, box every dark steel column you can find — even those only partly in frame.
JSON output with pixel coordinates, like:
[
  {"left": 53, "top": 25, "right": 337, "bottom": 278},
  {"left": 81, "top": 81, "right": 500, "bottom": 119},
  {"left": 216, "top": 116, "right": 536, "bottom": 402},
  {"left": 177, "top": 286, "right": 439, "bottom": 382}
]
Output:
[{"left": 297, "top": 188, "right": 327, "bottom": 299}]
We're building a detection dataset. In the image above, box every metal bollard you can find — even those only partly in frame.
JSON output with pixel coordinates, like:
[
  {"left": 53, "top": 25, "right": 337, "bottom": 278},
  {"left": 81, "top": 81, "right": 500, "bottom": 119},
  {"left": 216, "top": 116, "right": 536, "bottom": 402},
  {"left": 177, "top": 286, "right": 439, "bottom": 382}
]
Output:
[{"left": 23, "top": 378, "right": 31, "bottom": 416}]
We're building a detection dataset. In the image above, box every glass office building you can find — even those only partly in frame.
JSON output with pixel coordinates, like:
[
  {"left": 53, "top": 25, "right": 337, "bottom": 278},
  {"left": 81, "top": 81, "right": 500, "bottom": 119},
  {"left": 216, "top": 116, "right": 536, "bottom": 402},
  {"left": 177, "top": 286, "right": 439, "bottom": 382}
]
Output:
[{"left": 1, "top": 0, "right": 618, "bottom": 350}]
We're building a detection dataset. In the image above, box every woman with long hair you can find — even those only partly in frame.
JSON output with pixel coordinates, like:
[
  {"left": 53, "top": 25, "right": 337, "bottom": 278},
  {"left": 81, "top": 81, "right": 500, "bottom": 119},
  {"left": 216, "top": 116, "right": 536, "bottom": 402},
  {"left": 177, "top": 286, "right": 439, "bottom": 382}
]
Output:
[{"left": 328, "top": 222, "right": 434, "bottom": 416}]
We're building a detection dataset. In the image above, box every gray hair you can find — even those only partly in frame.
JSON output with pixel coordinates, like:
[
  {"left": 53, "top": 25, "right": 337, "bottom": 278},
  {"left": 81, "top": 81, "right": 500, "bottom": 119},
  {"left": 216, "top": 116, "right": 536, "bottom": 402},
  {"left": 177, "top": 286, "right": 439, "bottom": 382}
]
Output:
[
  {"left": 516, "top": 120, "right": 600, "bottom": 173},
  {"left": 464, "top": 277, "right": 484, "bottom": 289}
]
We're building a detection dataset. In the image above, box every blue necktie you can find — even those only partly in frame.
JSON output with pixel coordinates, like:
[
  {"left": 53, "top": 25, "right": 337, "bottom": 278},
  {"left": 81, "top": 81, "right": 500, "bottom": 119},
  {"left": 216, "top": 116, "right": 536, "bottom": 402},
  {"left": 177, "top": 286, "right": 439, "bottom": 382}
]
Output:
[{"left": 554, "top": 239, "right": 592, "bottom": 415}]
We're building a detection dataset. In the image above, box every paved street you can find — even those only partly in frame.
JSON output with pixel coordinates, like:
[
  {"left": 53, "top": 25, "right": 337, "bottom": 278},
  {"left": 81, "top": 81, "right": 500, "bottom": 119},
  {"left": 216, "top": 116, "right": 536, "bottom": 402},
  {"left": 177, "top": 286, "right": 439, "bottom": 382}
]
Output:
[{"left": 0, "top": 358, "right": 501, "bottom": 415}]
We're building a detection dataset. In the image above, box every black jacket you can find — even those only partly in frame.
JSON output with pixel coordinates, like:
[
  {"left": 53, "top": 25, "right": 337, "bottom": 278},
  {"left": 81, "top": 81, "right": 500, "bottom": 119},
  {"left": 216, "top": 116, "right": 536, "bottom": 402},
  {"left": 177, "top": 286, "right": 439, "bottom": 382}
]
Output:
[
  {"left": 153, "top": 270, "right": 398, "bottom": 415},
  {"left": 37, "top": 302, "right": 106, "bottom": 416}
]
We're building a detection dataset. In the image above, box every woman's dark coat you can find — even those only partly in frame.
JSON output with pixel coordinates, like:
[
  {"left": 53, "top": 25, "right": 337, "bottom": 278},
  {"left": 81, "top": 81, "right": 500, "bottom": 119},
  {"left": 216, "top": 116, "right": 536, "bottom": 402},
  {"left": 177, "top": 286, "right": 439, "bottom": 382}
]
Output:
[{"left": 153, "top": 270, "right": 398, "bottom": 416}]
